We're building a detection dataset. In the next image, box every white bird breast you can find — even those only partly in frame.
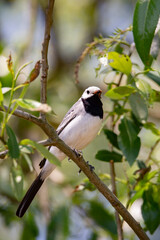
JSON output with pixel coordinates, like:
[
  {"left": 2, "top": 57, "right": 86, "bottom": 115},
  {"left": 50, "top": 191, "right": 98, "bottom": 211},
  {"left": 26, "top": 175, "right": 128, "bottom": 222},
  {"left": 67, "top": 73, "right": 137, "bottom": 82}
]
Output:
[
  {"left": 60, "top": 112, "right": 102, "bottom": 150},
  {"left": 41, "top": 112, "right": 102, "bottom": 179}
]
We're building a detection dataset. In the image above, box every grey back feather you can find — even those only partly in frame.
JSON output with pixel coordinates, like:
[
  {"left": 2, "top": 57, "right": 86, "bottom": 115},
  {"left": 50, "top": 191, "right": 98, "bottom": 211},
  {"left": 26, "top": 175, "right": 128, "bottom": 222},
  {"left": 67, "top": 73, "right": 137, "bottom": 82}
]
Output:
[{"left": 56, "top": 98, "right": 83, "bottom": 135}]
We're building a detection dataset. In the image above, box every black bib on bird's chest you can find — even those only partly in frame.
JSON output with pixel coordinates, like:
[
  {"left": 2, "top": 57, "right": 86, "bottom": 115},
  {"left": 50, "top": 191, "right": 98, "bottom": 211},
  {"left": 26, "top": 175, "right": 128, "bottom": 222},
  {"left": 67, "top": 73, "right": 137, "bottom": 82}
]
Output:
[{"left": 82, "top": 95, "right": 103, "bottom": 119}]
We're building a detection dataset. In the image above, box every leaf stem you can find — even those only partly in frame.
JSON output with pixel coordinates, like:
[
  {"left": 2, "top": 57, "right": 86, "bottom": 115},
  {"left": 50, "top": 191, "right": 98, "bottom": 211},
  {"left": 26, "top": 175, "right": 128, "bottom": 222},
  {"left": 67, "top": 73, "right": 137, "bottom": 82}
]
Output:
[
  {"left": 1, "top": 61, "right": 32, "bottom": 136},
  {"left": 146, "top": 138, "right": 160, "bottom": 165},
  {"left": 7, "top": 85, "right": 29, "bottom": 122}
]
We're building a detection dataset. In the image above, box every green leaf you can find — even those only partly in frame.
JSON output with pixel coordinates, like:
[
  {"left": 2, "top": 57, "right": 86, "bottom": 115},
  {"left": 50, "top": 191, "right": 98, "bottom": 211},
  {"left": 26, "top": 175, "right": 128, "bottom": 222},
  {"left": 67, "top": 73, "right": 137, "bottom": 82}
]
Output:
[
  {"left": 14, "top": 61, "right": 33, "bottom": 84},
  {"left": 105, "top": 86, "right": 135, "bottom": 100},
  {"left": 13, "top": 98, "right": 52, "bottom": 113},
  {"left": 20, "top": 213, "right": 39, "bottom": 240},
  {"left": 108, "top": 52, "right": 132, "bottom": 75},
  {"left": 130, "top": 172, "right": 153, "bottom": 205},
  {"left": 130, "top": 187, "right": 146, "bottom": 205},
  {"left": 133, "top": 0, "right": 160, "bottom": 66},
  {"left": 6, "top": 125, "right": 20, "bottom": 158},
  {"left": 142, "top": 188, "right": 160, "bottom": 234},
  {"left": 114, "top": 105, "right": 129, "bottom": 115},
  {"left": 114, "top": 43, "right": 123, "bottom": 54},
  {"left": 147, "top": 72, "right": 160, "bottom": 86},
  {"left": 143, "top": 170, "right": 157, "bottom": 181},
  {"left": 47, "top": 206, "right": 69, "bottom": 240},
  {"left": 2, "top": 87, "right": 11, "bottom": 94},
  {"left": 88, "top": 201, "right": 117, "bottom": 235},
  {"left": 137, "top": 160, "right": 146, "bottom": 169},
  {"left": 0, "top": 82, "right": 4, "bottom": 104},
  {"left": 0, "top": 204, "right": 17, "bottom": 226},
  {"left": 83, "top": 180, "right": 96, "bottom": 191},
  {"left": 136, "top": 79, "right": 152, "bottom": 95},
  {"left": 95, "top": 150, "right": 122, "bottom": 162},
  {"left": 20, "top": 139, "right": 61, "bottom": 166},
  {"left": 19, "top": 144, "right": 34, "bottom": 154},
  {"left": 0, "top": 112, "right": 4, "bottom": 123},
  {"left": 143, "top": 122, "right": 160, "bottom": 135},
  {"left": 103, "top": 129, "right": 120, "bottom": 149},
  {"left": 136, "top": 78, "right": 155, "bottom": 103},
  {"left": 88, "top": 232, "right": 98, "bottom": 240},
  {"left": 10, "top": 165, "right": 23, "bottom": 200},
  {"left": 153, "top": 89, "right": 160, "bottom": 102},
  {"left": 129, "top": 92, "right": 148, "bottom": 122},
  {"left": 23, "top": 153, "right": 34, "bottom": 172},
  {"left": 118, "top": 117, "right": 141, "bottom": 166}
]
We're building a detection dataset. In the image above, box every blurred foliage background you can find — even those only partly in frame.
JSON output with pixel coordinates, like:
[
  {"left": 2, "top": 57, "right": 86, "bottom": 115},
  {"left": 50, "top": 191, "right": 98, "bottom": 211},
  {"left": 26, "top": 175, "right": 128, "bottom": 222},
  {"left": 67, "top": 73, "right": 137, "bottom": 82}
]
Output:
[{"left": 0, "top": 0, "right": 160, "bottom": 239}]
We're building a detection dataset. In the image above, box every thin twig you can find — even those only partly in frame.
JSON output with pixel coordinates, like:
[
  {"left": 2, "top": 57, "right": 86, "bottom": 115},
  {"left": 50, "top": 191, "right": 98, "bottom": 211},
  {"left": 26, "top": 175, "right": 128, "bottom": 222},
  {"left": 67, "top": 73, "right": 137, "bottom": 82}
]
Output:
[
  {"left": 74, "top": 38, "right": 130, "bottom": 84},
  {"left": 110, "top": 160, "right": 123, "bottom": 240},
  {"left": 0, "top": 150, "right": 8, "bottom": 159},
  {"left": 121, "top": 157, "right": 133, "bottom": 226},
  {"left": 40, "top": 0, "right": 55, "bottom": 120},
  {"left": 0, "top": 105, "right": 42, "bottom": 126},
  {"left": 146, "top": 138, "right": 160, "bottom": 165},
  {"left": 109, "top": 88, "right": 123, "bottom": 239},
  {"left": 117, "top": 73, "right": 123, "bottom": 87},
  {"left": 74, "top": 41, "right": 99, "bottom": 84},
  {"left": 0, "top": 136, "right": 53, "bottom": 159}
]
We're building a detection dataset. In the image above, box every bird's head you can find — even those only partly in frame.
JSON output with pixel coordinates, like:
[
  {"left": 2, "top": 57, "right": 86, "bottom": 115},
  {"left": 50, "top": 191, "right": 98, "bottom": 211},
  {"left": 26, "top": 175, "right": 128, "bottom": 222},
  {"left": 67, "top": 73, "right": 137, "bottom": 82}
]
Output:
[{"left": 81, "top": 86, "right": 102, "bottom": 99}]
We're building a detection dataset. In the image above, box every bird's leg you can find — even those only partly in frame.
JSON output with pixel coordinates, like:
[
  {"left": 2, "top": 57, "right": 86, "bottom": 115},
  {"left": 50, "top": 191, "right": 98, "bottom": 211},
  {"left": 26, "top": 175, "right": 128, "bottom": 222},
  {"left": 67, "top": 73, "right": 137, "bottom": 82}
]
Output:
[
  {"left": 72, "top": 149, "right": 95, "bottom": 173},
  {"left": 68, "top": 157, "right": 72, "bottom": 162},
  {"left": 74, "top": 149, "right": 84, "bottom": 174}
]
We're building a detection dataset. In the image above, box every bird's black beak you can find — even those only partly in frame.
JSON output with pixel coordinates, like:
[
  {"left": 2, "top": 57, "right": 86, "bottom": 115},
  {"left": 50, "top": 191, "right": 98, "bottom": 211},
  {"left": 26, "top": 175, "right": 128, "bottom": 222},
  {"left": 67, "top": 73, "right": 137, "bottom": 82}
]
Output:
[{"left": 94, "top": 90, "right": 102, "bottom": 98}]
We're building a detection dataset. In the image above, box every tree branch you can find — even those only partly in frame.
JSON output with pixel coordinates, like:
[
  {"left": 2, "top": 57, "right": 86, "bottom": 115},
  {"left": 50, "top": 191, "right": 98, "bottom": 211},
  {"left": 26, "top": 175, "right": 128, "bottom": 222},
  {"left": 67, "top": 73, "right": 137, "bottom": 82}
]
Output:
[
  {"left": 40, "top": 0, "right": 55, "bottom": 120},
  {"left": 146, "top": 138, "right": 160, "bottom": 165},
  {"left": 0, "top": 105, "right": 42, "bottom": 126}
]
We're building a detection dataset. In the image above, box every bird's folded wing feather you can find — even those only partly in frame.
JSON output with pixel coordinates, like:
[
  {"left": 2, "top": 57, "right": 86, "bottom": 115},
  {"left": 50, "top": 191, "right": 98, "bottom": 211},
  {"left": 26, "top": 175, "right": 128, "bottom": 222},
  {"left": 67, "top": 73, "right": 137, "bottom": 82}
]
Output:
[
  {"left": 56, "top": 98, "right": 83, "bottom": 135},
  {"left": 39, "top": 99, "right": 83, "bottom": 169}
]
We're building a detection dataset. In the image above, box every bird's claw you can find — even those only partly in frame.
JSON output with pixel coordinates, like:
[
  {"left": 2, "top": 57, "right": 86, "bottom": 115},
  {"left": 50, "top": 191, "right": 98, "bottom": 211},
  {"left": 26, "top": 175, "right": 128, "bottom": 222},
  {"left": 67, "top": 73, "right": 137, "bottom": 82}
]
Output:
[
  {"left": 78, "top": 169, "right": 82, "bottom": 174},
  {"left": 68, "top": 149, "right": 82, "bottom": 162},
  {"left": 78, "top": 161, "right": 95, "bottom": 174},
  {"left": 74, "top": 149, "right": 83, "bottom": 157},
  {"left": 86, "top": 161, "right": 95, "bottom": 172}
]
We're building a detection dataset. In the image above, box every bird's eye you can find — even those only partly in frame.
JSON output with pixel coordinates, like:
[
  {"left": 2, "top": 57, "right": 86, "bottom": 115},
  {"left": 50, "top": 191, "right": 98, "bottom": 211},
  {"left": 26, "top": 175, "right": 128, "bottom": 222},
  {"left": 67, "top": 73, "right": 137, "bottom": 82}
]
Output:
[{"left": 87, "top": 90, "right": 90, "bottom": 94}]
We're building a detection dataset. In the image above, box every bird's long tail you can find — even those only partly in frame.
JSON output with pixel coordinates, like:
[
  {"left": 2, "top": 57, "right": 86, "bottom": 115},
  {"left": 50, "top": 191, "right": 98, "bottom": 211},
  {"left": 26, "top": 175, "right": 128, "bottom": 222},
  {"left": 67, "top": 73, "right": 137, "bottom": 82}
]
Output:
[{"left": 16, "top": 173, "right": 44, "bottom": 218}]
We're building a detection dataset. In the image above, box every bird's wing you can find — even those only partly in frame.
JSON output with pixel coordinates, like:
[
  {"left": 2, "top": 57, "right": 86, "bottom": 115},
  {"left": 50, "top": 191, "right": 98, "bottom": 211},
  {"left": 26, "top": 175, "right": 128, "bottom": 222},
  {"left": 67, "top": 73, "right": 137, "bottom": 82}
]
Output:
[
  {"left": 56, "top": 98, "right": 83, "bottom": 135},
  {"left": 39, "top": 98, "right": 83, "bottom": 169}
]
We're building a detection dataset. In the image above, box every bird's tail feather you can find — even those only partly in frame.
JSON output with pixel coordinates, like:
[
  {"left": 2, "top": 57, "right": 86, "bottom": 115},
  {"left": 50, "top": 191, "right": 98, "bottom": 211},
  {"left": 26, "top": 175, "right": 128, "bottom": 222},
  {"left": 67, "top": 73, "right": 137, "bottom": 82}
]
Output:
[{"left": 16, "top": 174, "right": 44, "bottom": 218}]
